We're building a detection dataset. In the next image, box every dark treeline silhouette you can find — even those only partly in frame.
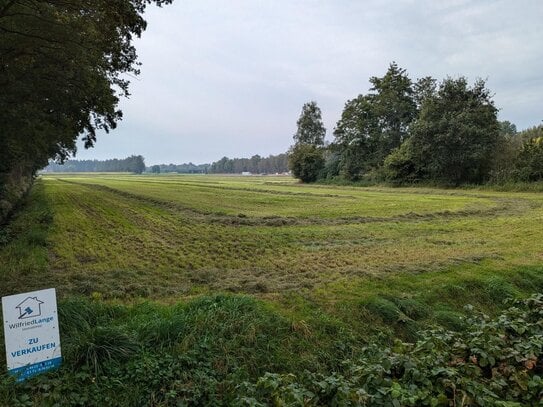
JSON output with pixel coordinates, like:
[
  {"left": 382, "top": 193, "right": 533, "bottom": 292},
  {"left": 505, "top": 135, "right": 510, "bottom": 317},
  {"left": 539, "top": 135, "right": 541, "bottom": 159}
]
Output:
[
  {"left": 209, "top": 154, "right": 288, "bottom": 174},
  {"left": 44, "top": 156, "right": 146, "bottom": 174},
  {"left": 150, "top": 163, "right": 209, "bottom": 174}
]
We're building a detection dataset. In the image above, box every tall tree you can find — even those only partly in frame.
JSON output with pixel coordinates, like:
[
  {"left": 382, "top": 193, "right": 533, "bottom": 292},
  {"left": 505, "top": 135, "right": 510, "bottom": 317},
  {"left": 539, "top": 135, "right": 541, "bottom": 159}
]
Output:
[
  {"left": 368, "top": 62, "right": 417, "bottom": 161},
  {"left": 333, "top": 95, "right": 379, "bottom": 179},
  {"left": 293, "top": 101, "right": 326, "bottom": 145},
  {"left": 0, "top": 0, "right": 170, "bottom": 220},
  {"left": 407, "top": 77, "right": 500, "bottom": 184},
  {"left": 289, "top": 101, "right": 326, "bottom": 182},
  {"left": 333, "top": 63, "right": 417, "bottom": 180}
]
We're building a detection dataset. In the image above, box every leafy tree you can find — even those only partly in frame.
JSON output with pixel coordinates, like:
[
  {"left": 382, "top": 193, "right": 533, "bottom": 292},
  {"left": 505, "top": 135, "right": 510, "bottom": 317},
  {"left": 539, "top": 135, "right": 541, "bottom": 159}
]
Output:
[
  {"left": 151, "top": 165, "right": 161, "bottom": 174},
  {"left": 333, "top": 95, "right": 378, "bottom": 180},
  {"left": 514, "top": 135, "right": 543, "bottom": 181},
  {"left": 333, "top": 63, "right": 417, "bottom": 180},
  {"left": 407, "top": 77, "right": 500, "bottom": 184},
  {"left": 131, "top": 155, "right": 146, "bottom": 174},
  {"left": 368, "top": 62, "right": 417, "bottom": 160},
  {"left": 489, "top": 121, "right": 521, "bottom": 183},
  {"left": 499, "top": 121, "right": 518, "bottom": 138},
  {"left": 289, "top": 101, "right": 326, "bottom": 182},
  {"left": 293, "top": 101, "right": 326, "bottom": 145},
  {"left": 518, "top": 124, "right": 543, "bottom": 143},
  {"left": 413, "top": 76, "right": 437, "bottom": 110},
  {"left": 288, "top": 144, "right": 325, "bottom": 183},
  {"left": 0, "top": 0, "right": 170, "bottom": 220},
  {"left": 382, "top": 138, "right": 420, "bottom": 183}
]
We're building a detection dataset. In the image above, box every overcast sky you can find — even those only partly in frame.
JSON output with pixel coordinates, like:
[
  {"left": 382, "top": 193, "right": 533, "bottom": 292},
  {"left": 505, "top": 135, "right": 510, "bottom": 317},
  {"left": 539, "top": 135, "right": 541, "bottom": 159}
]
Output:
[{"left": 75, "top": 0, "right": 543, "bottom": 165}]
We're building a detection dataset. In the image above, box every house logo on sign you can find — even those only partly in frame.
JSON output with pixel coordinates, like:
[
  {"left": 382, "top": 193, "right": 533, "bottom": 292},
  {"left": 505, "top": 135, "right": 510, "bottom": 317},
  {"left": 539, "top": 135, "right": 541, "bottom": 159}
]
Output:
[{"left": 16, "top": 297, "right": 44, "bottom": 319}]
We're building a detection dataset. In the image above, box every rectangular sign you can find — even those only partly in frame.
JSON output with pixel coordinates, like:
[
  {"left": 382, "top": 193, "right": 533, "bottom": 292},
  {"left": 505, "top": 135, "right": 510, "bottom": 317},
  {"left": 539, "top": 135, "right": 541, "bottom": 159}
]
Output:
[{"left": 2, "top": 288, "right": 62, "bottom": 381}]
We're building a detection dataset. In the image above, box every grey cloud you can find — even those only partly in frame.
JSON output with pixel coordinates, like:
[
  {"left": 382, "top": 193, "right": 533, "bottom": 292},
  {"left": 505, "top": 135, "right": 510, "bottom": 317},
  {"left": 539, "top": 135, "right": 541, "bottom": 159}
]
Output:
[{"left": 75, "top": 0, "right": 543, "bottom": 165}]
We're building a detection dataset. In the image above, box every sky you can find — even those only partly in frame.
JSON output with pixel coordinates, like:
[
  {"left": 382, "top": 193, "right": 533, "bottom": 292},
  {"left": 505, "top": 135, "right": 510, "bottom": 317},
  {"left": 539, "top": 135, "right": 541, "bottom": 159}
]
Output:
[{"left": 74, "top": 0, "right": 543, "bottom": 165}]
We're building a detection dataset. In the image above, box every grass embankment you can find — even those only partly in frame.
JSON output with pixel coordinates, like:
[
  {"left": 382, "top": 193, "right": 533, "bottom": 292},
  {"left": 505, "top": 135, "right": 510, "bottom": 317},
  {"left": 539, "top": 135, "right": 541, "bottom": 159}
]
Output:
[{"left": 1, "top": 175, "right": 543, "bottom": 405}]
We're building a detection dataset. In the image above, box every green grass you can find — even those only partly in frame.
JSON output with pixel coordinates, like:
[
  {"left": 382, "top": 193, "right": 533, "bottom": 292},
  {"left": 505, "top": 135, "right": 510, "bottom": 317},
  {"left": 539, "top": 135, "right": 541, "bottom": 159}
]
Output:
[{"left": 1, "top": 173, "right": 543, "bottom": 405}]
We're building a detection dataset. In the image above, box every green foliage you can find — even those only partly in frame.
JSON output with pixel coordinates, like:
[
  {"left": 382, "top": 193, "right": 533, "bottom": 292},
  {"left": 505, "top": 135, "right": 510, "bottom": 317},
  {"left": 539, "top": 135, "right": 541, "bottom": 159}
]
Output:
[
  {"left": 5, "top": 294, "right": 543, "bottom": 405},
  {"left": 333, "top": 63, "right": 418, "bottom": 180},
  {"left": 382, "top": 138, "right": 420, "bottom": 183},
  {"left": 293, "top": 101, "right": 326, "bottom": 146},
  {"left": 210, "top": 153, "right": 288, "bottom": 174},
  {"left": 239, "top": 294, "right": 543, "bottom": 406},
  {"left": 46, "top": 155, "right": 147, "bottom": 174},
  {"left": 0, "top": 0, "right": 169, "bottom": 214},
  {"left": 288, "top": 144, "right": 325, "bottom": 183},
  {"left": 514, "top": 136, "right": 543, "bottom": 181},
  {"left": 333, "top": 95, "right": 378, "bottom": 180},
  {"left": 402, "top": 77, "right": 500, "bottom": 185}
]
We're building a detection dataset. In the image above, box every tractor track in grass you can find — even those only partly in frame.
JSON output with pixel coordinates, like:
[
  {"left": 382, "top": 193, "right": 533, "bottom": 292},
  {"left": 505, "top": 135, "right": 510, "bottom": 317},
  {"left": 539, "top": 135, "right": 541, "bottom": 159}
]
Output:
[{"left": 54, "top": 178, "right": 538, "bottom": 227}]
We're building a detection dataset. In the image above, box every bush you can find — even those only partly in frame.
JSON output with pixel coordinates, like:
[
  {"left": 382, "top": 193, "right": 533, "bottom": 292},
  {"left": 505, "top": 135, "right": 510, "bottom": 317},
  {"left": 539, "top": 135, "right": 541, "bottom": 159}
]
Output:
[
  {"left": 288, "top": 144, "right": 325, "bottom": 183},
  {"left": 239, "top": 294, "right": 543, "bottom": 406},
  {"left": 514, "top": 137, "right": 543, "bottom": 182}
]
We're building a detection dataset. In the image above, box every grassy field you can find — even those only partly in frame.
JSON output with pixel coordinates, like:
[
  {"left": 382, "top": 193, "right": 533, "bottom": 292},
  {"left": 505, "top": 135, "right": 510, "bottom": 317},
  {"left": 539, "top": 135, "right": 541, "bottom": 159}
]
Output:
[{"left": 1, "top": 173, "right": 543, "bottom": 404}]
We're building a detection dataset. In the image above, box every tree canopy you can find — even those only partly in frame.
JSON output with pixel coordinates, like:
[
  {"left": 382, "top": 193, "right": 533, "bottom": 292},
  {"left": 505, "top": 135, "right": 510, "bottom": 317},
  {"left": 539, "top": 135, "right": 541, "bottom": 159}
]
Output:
[
  {"left": 401, "top": 77, "right": 500, "bottom": 184},
  {"left": 332, "top": 63, "right": 419, "bottom": 180},
  {"left": 0, "top": 0, "right": 170, "bottom": 219},
  {"left": 289, "top": 101, "right": 326, "bottom": 182},
  {"left": 289, "top": 64, "right": 539, "bottom": 186},
  {"left": 293, "top": 101, "right": 326, "bottom": 145}
]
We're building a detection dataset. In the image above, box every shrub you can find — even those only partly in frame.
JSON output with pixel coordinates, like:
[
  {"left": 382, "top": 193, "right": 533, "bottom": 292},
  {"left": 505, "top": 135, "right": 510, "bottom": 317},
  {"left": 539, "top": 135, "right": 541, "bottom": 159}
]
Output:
[
  {"left": 239, "top": 294, "right": 543, "bottom": 406},
  {"left": 288, "top": 144, "right": 325, "bottom": 183}
]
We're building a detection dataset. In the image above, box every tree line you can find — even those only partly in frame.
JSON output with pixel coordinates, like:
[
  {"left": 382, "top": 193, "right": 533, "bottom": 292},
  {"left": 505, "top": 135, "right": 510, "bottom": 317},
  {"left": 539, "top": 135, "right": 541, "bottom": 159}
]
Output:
[
  {"left": 148, "top": 153, "right": 288, "bottom": 175},
  {"left": 0, "top": 0, "right": 170, "bottom": 222},
  {"left": 44, "top": 156, "right": 146, "bottom": 174},
  {"left": 208, "top": 154, "right": 288, "bottom": 174},
  {"left": 289, "top": 63, "right": 543, "bottom": 185},
  {"left": 149, "top": 163, "right": 208, "bottom": 174}
]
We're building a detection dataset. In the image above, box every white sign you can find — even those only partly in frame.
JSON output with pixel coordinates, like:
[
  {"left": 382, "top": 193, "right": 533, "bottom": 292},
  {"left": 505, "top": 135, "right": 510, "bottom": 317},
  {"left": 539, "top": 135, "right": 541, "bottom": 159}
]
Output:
[{"left": 2, "top": 288, "right": 62, "bottom": 381}]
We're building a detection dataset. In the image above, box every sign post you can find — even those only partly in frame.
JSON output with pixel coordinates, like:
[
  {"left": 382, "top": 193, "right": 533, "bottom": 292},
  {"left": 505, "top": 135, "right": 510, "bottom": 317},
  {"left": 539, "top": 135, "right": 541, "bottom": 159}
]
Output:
[{"left": 2, "top": 288, "right": 62, "bottom": 381}]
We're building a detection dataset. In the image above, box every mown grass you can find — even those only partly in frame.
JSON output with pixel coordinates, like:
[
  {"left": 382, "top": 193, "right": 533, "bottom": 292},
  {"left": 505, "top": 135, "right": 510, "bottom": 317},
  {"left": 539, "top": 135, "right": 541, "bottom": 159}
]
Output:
[{"left": 1, "top": 174, "right": 543, "bottom": 405}]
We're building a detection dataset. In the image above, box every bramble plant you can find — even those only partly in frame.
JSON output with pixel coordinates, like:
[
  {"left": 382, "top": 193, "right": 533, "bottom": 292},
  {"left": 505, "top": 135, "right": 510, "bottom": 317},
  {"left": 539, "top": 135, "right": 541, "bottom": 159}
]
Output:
[
  {"left": 238, "top": 294, "right": 543, "bottom": 406},
  {"left": 2, "top": 294, "right": 543, "bottom": 405}
]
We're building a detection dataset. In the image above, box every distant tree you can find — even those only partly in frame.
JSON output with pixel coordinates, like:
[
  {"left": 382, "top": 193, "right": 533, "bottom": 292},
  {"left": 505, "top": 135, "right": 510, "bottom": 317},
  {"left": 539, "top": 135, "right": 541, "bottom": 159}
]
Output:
[
  {"left": 288, "top": 144, "right": 325, "bottom": 183},
  {"left": 151, "top": 165, "right": 161, "bottom": 174},
  {"left": 131, "top": 155, "right": 146, "bottom": 174},
  {"left": 289, "top": 101, "right": 326, "bottom": 182},
  {"left": 406, "top": 77, "right": 500, "bottom": 184},
  {"left": 518, "top": 124, "right": 543, "bottom": 143},
  {"left": 293, "top": 101, "right": 326, "bottom": 145},
  {"left": 509, "top": 125, "right": 543, "bottom": 181},
  {"left": 489, "top": 121, "right": 521, "bottom": 183}
]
